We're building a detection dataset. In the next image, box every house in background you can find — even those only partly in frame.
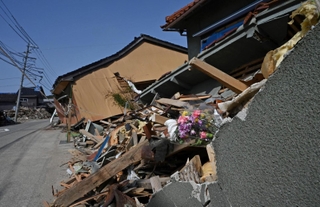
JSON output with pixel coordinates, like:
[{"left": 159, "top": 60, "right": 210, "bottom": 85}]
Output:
[
  {"left": 52, "top": 34, "right": 188, "bottom": 125},
  {"left": 19, "top": 86, "right": 45, "bottom": 107},
  {"left": 0, "top": 93, "right": 17, "bottom": 110},
  {"left": 139, "top": 0, "right": 303, "bottom": 103},
  {"left": 0, "top": 86, "right": 45, "bottom": 110}
]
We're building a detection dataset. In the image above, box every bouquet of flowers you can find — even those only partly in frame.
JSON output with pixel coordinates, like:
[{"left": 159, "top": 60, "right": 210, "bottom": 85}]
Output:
[{"left": 175, "top": 109, "right": 219, "bottom": 145}]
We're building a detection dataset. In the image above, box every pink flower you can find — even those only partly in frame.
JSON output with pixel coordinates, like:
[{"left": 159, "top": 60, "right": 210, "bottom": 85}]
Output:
[
  {"left": 192, "top": 110, "right": 201, "bottom": 118},
  {"left": 178, "top": 115, "right": 189, "bottom": 124},
  {"left": 200, "top": 131, "right": 207, "bottom": 139}
]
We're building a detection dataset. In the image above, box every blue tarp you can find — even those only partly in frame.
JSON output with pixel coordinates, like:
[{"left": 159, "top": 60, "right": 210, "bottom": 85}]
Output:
[{"left": 201, "top": 21, "right": 243, "bottom": 51}]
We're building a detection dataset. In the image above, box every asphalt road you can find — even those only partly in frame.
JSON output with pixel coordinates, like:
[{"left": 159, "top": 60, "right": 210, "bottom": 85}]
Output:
[{"left": 0, "top": 119, "right": 73, "bottom": 207}]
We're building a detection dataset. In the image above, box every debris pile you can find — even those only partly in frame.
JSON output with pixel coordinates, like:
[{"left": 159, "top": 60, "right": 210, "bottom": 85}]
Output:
[
  {"left": 46, "top": 95, "right": 234, "bottom": 207},
  {"left": 47, "top": 56, "right": 271, "bottom": 207},
  {"left": 4, "top": 106, "right": 52, "bottom": 121},
  {"left": 46, "top": 2, "right": 320, "bottom": 206}
]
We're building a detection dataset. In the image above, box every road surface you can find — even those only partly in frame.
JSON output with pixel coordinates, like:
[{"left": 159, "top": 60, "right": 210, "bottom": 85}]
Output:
[{"left": 0, "top": 119, "right": 72, "bottom": 207}]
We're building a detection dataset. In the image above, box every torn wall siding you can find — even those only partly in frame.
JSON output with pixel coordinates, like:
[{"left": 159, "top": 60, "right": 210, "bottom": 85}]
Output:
[{"left": 147, "top": 23, "right": 320, "bottom": 206}]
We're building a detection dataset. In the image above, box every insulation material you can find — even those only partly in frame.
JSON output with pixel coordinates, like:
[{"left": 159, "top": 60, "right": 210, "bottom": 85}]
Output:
[
  {"left": 289, "top": 0, "right": 319, "bottom": 36},
  {"left": 261, "top": 0, "right": 319, "bottom": 78},
  {"left": 218, "top": 79, "right": 267, "bottom": 113}
]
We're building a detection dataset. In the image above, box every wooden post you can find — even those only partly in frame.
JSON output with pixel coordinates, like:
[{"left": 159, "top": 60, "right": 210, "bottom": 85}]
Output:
[
  {"left": 189, "top": 57, "right": 248, "bottom": 94},
  {"left": 67, "top": 97, "right": 72, "bottom": 143}
]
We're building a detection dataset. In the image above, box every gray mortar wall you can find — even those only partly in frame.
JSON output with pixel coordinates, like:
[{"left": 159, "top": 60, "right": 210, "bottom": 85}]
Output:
[
  {"left": 148, "top": 24, "right": 320, "bottom": 207},
  {"left": 212, "top": 24, "right": 320, "bottom": 206}
]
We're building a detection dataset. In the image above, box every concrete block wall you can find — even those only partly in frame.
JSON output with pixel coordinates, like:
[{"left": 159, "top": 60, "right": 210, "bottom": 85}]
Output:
[{"left": 148, "top": 24, "right": 320, "bottom": 206}]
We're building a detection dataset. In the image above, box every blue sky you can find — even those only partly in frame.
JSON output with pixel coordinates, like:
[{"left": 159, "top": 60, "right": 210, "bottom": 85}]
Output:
[{"left": 0, "top": 0, "right": 189, "bottom": 95}]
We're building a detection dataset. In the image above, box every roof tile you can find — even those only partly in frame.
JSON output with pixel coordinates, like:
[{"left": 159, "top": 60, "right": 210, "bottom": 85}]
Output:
[{"left": 162, "top": 0, "right": 205, "bottom": 29}]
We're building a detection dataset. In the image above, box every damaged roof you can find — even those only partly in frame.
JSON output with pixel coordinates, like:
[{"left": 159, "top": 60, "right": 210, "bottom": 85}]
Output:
[
  {"left": 161, "top": 0, "right": 208, "bottom": 30},
  {"left": 52, "top": 34, "right": 187, "bottom": 92}
]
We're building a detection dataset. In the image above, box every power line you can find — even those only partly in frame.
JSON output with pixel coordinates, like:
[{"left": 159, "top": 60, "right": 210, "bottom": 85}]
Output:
[
  {"left": 0, "top": 77, "right": 20, "bottom": 80},
  {"left": 0, "top": 84, "right": 19, "bottom": 87},
  {"left": 0, "top": 0, "right": 37, "bottom": 46},
  {"left": 0, "top": 0, "right": 58, "bottom": 87}
]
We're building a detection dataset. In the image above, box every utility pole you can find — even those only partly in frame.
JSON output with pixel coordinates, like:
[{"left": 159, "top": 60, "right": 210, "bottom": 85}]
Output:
[{"left": 14, "top": 43, "right": 31, "bottom": 122}]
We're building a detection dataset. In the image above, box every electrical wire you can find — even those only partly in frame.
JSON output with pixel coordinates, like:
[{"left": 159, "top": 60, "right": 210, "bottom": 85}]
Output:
[
  {"left": 0, "top": 0, "right": 37, "bottom": 46},
  {"left": 0, "top": 0, "right": 58, "bottom": 87},
  {"left": 0, "top": 84, "right": 19, "bottom": 87},
  {"left": 0, "top": 77, "right": 20, "bottom": 80},
  {"left": 0, "top": 44, "right": 66, "bottom": 117}
]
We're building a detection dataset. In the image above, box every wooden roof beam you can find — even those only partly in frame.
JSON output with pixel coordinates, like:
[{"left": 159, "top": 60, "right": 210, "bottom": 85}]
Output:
[
  {"left": 53, "top": 140, "right": 149, "bottom": 207},
  {"left": 189, "top": 57, "right": 248, "bottom": 94}
]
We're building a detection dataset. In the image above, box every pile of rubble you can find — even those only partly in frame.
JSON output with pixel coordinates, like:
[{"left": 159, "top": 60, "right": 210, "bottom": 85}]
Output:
[
  {"left": 5, "top": 106, "right": 52, "bottom": 121},
  {"left": 44, "top": 2, "right": 320, "bottom": 206},
  {"left": 45, "top": 83, "right": 267, "bottom": 207}
]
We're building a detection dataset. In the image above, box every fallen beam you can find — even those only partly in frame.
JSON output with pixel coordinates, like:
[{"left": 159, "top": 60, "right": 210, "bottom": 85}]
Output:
[
  {"left": 53, "top": 140, "right": 149, "bottom": 207},
  {"left": 189, "top": 57, "right": 248, "bottom": 94},
  {"left": 79, "top": 129, "right": 101, "bottom": 143}
]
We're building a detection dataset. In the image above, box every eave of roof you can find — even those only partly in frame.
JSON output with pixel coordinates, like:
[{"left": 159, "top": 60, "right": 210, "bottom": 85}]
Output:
[
  {"left": 161, "top": 0, "right": 208, "bottom": 31},
  {"left": 52, "top": 34, "right": 187, "bottom": 91}
]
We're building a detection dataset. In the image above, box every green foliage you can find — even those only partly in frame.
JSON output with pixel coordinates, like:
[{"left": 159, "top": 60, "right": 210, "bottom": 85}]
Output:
[
  {"left": 112, "top": 93, "right": 127, "bottom": 108},
  {"left": 111, "top": 93, "right": 135, "bottom": 110}
]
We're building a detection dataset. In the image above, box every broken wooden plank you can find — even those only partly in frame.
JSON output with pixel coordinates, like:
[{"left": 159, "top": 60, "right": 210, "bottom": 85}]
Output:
[
  {"left": 60, "top": 182, "right": 72, "bottom": 189},
  {"left": 99, "top": 120, "right": 113, "bottom": 126},
  {"left": 180, "top": 155, "right": 202, "bottom": 183},
  {"left": 200, "top": 144, "right": 217, "bottom": 183},
  {"left": 143, "top": 123, "right": 156, "bottom": 139},
  {"left": 53, "top": 140, "right": 149, "bottom": 207},
  {"left": 79, "top": 129, "right": 100, "bottom": 143},
  {"left": 150, "top": 176, "right": 162, "bottom": 193},
  {"left": 139, "top": 135, "right": 146, "bottom": 143},
  {"left": 150, "top": 113, "right": 169, "bottom": 125},
  {"left": 189, "top": 57, "right": 248, "bottom": 94},
  {"left": 131, "top": 130, "right": 138, "bottom": 146},
  {"left": 136, "top": 177, "right": 170, "bottom": 190},
  {"left": 156, "top": 98, "right": 190, "bottom": 108},
  {"left": 178, "top": 94, "right": 211, "bottom": 101},
  {"left": 42, "top": 201, "right": 51, "bottom": 207},
  {"left": 69, "top": 191, "right": 109, "bottom": 207},
  {"left": 93, "top": 137, "right": 106, "bottom": 149},
  {"left": 68, "top": 163, "right": 81, "bottom": 182},
  {"left": 229, "top": 57, "right": 264, "bottom": 76}
]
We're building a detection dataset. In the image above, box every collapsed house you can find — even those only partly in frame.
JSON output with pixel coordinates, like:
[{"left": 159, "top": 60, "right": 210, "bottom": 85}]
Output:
[
  {"left": 139, "top": 0, "right": 309, "bottom": 104},
  {"left": 52, "top": 34, "right": 188, "bottom": 126},
  {"left": 47, "top": 1, "right": 320, "bottom": 206}
]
